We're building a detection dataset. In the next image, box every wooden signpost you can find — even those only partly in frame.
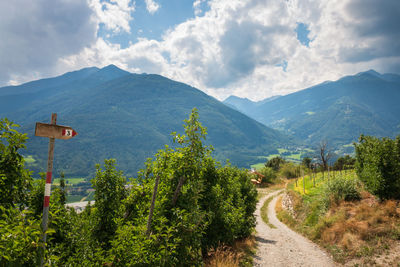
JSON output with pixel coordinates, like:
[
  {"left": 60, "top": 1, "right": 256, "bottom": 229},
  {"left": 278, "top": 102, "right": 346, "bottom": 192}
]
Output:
[{"left": 35, "top": 114, "right": 77, "bottom": 266}]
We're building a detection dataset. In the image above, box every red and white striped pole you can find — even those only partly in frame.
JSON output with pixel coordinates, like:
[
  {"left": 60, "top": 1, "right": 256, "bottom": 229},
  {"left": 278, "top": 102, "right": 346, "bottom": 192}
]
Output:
[{"left": 40, "top": 113, "right": 57, "bottom": 266}]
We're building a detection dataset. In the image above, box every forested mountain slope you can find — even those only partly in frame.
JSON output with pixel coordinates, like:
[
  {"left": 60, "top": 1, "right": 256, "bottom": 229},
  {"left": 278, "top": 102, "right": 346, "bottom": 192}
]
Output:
[
  {"left": 224, "top": 70, "right": 400, "bottom": 149},
  {"left": 0, "top": 65, "right": 292, "bottom": 177}
]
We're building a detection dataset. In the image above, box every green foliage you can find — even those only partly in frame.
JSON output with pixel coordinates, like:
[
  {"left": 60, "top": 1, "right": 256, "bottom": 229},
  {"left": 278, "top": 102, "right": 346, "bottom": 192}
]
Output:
[
  {"left": 0, "top": 110, "right": 257, "bottom": 266},
  {"left": 28, "top": 173, "right": 45, "bottom": 218},
  {"left": 258, "top": 166, "right": 277, "bottom": 183},
  {"left": 302, "top": 157, "right": 312, "bottom": 169},
  {"left": 59, "top": 172, "right": 67, "bottom": 205},
  {"left": 278, "top": 162, "right": 298, "bottom": 178},
  {"left": 355, "top": 135, "right": 400, "bottom": 199},
  {"left": 333, "top": 155, "right": 355, "bottom": 170},
  {"left": 0, "top": 206, "right": 42, "bottom": 266},
  {"left": 322, "top": 175, "right": 361, "bottom": 208},
  {"left": 115, "top": 109, "right": 257, "bottom": 265},
  {"left": 91, "top": 159, "right": 127, "bottom": 247},
  {"left": 0, "top": 118, "right": 32, "bottom": 208},
  {"left": 201, "top": 162, "right": 257, "bottom": 249},
  {"left": 265, "top": 156, "right": 286, "bottom": 171}
]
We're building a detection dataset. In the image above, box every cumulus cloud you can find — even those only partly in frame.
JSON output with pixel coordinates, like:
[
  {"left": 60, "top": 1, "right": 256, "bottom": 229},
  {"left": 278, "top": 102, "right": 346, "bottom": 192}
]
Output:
[
  {"left": 0, "top": 0, "right": 97, "bottom": 85},
  {"left": 2, "top": 0, "right": 399, "bottom": 101},
  {"left": 193, "top": 0, "right": 207, "bottom": 16},
  {"left": 340, "top": 0, "right": 400, "bottom": 62},
  {"left": 89, "top": 0, "right": 135, "bottom": 33},
  {"left": 144, "top": 0, "right": 160, "bottom": 14}
]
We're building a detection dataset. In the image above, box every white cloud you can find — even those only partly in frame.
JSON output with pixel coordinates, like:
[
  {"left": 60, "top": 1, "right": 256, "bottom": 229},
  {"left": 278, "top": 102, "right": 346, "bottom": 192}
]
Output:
[
  {"left": 193, "top": 0, "right": 206, "bottom": 16},
  {"left": 89, "top": 0, "right": 135, "bottom": 33},
  {"left": 144, "top": 0, "right": 160, "bottom": 14},
  {"left": 0, "top": 0, "right": 97, "bottom": 85},
  {"left": 2, "top": 0, "right": 399, "bottom": 102}
]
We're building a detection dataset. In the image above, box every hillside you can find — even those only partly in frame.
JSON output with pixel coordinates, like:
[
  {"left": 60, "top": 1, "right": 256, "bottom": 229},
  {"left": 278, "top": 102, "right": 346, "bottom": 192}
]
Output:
[
  {"left": 224, "top": 70, "right": 400, "bottom": 151},
  {"left": 0, "top": 65, "right": 293, "bottom": 177}
]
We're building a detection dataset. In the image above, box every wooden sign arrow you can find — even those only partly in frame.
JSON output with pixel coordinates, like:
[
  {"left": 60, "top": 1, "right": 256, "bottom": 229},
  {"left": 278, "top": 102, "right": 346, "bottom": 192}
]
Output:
[{"left": 35, "top": 122, "right": 78, "bottom": 140}]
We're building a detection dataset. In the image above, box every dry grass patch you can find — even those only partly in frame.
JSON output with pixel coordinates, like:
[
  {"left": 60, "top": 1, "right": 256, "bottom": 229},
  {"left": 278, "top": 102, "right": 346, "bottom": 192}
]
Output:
[
  {"left": 277, "top": 181, "right": 400, "bottom": 264},
  {"left": 204, "top": 236, "right": 256, "bottom": 267},
  {"left": 316, "top": 195, "right": 400, "bottom": 260}
]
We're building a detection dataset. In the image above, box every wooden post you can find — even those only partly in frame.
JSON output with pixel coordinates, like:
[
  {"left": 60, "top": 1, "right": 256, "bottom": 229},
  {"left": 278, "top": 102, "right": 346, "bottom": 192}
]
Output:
[
  {"left": 146, "top": 175, "right": 160, "bottom": 237},
  {"left": 40, "top": 113, "right": 57, "bottom": 267},
  {"left": 328, "top": 166, "right": 330, "bottom": 181},
  {"left": 302, "top": 168, "right": 305, "bottom": 194},
  {"left": 35, "top": 114, "right": 77, "bottom": 266},
  {"left": 313, "top": 168, "right": 316, "bottom": 187}
]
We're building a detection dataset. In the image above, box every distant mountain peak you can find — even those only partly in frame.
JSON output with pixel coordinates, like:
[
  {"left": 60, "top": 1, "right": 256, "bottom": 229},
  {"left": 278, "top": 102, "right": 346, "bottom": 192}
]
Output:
[
  {"left": 224, "top": 95, "right": 252, "bottom": 102},
  {"left": 101, "top": 64, "right": 121, "bottom": 71},
  {"left": 91, "top": 64, "right": 130, "bottom": 81},
  {"left": 364, "top": 69, "right": 381, "bottom": 76},
  {"left": 99, "top": 64, "right": 129, "bottom": 74}
]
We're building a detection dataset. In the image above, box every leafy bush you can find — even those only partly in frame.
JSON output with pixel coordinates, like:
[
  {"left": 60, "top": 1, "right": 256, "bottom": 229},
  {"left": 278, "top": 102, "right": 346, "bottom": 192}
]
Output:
[
  {"left": 0, "top": 206, "right": 42, "bottom": 266},
  {"left": 265, "top": 156, "right": 286, "bottom": 171},
  {"left": 322, "top": 175, "right": 361, "bottom": 207},
  {"left": 278, "top": 162, "right": 298, "bottom": 178},
  {"left": 333, "top": 155, "right": 355, "bottom": 171},
  {"left": 111, "top": 109, "right": 257, "bottom": 265},
  {"left": 258, "top": 166, "right": 276, "bottom": 183},
  {"left": 91, "top": 159, "right": 127, "bottom": 247},
  {"left": 355, "top": 135, "right": 400, "bottom": 199},
  {"left": 0, "top": 118, "right": 32, "bottom": 207},
  {"left": 0, "top": 111, "right": 257, "bottom": 266}
]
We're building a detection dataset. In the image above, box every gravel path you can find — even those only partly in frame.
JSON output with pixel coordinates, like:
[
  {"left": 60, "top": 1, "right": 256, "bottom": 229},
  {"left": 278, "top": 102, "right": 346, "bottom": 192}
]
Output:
[{"left": 253, "top": 190, "right": 336, "bottom": 267}]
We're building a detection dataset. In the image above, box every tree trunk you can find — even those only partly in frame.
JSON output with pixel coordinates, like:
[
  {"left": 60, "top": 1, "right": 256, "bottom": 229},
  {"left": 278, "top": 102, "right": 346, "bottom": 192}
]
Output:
[
  {"left": 172, "top": 176, "right": 186, "bottom": 206},
  {"left": 146, "top": 175, "right": 160, "bottom": 238}
]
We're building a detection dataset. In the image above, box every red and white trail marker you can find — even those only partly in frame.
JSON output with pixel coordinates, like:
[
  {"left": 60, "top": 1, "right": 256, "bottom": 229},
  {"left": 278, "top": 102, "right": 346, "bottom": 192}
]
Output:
[
  {"left": 62, "top": 128, "right": 77, "bottom": 137},
  {"left": 35, "top": 114, "right": 77, "bottom": 267},
  {"left": 35, "top": 122, "right": 78, "bottom": 140}
]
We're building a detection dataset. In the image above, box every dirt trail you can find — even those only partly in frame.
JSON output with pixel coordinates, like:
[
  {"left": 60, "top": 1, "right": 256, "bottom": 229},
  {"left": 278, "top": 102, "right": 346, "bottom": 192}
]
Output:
[{"left": 253, "top": 190, "right": 336, "bottom": 267}]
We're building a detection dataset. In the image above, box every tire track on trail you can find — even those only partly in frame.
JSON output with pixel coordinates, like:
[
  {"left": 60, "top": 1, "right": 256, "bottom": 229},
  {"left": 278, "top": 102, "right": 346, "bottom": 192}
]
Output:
[{"left": 253, "top": 190, "right": 335, "bottom": 267}]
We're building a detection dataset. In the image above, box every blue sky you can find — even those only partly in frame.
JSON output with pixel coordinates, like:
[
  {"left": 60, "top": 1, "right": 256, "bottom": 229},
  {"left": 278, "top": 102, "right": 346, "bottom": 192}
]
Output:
[{"left": 0, "top": 0, "right": 399, "bottom": 100}]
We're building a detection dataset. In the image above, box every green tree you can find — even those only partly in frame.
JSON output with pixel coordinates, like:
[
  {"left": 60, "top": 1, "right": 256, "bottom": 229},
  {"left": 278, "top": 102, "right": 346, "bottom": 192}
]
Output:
[
  {"left": 28, "top": 173, "right": 45, "bottom": 218},
  {"left": 0, "top": 118, "right": 32, "bottom": 208},
  {"left": 265, "top": 156, "right": 286, "bottom": 171},
  {"left": 302, "top": 157, "right": 312, "bottom": 169},
  {"left": 355, "top": 135, "right": 400, "bottom": 199},
  {"left": 59, "top": 172, "right": 67, "bottom": 206},
  {"left": 114, "top": 109, "right": 257, "bottom": 266},
  {"left": 258, "top": 166, "right": 276, "bottom": 183},
  {"left": 91, "top": 159, "right": 127, "bottom": 247},
  {"left": 0, "top": 206, "right": 42, "bottom": 266},
  {"left": 333, "top": 155, "right": 355, "bottom": 170}
]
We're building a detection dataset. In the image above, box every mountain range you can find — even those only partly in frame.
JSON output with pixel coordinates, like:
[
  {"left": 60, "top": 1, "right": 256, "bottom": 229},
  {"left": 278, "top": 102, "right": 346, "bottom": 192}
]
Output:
[
  {"left": 223, "top": 70, "right": 400, "bottom": 152},
  {"left": 0, "top": 65, "right": 292, "bottom": 177}
]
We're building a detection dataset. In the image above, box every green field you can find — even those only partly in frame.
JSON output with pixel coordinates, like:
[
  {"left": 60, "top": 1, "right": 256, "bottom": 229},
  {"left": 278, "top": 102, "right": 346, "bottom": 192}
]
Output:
[
  {"left": 81, "top": 191, "right": 95, "bottom": 202},
  {"left": 250, "top": 162, "right": 265, "bottom": 170},
  {"left": 250, "top": 147, "right": 314, "bottom": 170},
  {"left": 343, "top": 143, "right": 354, "bottom": 148},
  {"left": 277, "top": 148, "right": 288, "bottom": 154},
  {"left": 286, "top": 153, "right": 301, "bottom": 161},
  {"left": 24, "top": 155, "right": 36, "bottom": 164},
  {"left": 291, "top": 169, "right": 357, "bottom": 198},
  {"left": 66, "top": 195, "right": 84, "bottom": 203},
  {"left": 53, "top": 177, "right": 86, "bottom": 185}
]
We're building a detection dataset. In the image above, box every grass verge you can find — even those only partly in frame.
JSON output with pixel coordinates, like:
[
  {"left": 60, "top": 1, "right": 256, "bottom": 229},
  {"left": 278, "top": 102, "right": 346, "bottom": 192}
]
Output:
[
  {"left": 260, "top": 195, "right": 278, "bottom": 229},
  {"left": 276, "top": 171, "right": 400, "bottom": 265},
  {"left": 204, "top": 236, "right": 256, "bottom": 267}
]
